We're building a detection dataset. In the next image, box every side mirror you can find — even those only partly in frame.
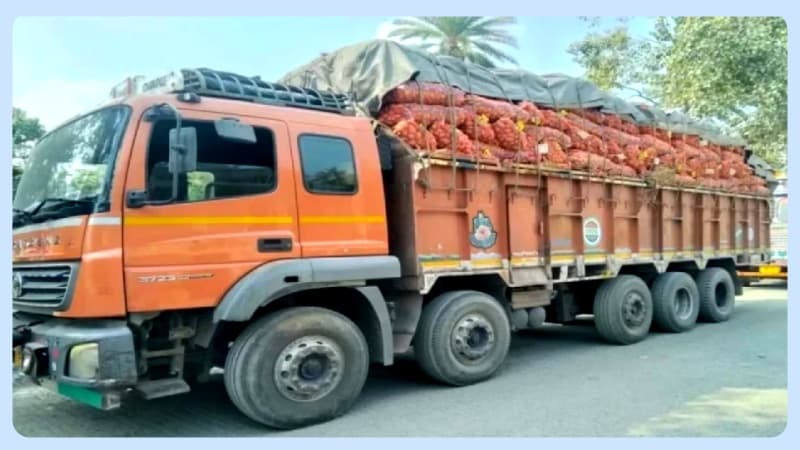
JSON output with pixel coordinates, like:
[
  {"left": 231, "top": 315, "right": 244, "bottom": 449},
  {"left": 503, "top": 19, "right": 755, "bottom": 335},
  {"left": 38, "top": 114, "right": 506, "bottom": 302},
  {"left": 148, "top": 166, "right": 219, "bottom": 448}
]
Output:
[
  {"left": 214, "top": 118, "right": 256, "bottom": 144},
  {"left": 168, "top": 127, "right": 198, "bottom": 174}
]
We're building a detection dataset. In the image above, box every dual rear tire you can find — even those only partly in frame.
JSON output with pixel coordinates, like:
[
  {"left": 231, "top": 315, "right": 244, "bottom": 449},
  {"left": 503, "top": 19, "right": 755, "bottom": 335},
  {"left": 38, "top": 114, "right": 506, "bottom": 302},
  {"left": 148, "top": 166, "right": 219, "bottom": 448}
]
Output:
[{"left": 593, "top": 268, "right": 735, "bottom": 344}]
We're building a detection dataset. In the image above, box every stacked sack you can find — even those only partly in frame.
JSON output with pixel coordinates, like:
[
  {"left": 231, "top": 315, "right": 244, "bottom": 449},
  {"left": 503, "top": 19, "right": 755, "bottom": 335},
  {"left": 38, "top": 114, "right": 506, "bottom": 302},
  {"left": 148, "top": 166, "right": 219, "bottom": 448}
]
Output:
[{"left": 377, "top": 81, "right": 769, "bottom": 195}]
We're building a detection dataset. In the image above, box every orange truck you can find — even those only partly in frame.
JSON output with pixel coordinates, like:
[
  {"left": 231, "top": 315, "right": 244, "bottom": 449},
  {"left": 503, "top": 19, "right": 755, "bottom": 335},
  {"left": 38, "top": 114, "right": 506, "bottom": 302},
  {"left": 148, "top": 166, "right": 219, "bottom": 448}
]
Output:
[{"left": 13, "top": 68, "right": 771, "bottom": 430}]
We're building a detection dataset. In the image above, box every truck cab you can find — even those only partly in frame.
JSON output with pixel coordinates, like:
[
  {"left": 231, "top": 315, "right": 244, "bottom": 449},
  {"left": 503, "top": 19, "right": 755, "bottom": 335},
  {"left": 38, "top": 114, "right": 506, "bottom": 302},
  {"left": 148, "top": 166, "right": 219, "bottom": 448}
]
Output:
[{"left": 13, "top": 69, "right": 400, "bottom": 424}]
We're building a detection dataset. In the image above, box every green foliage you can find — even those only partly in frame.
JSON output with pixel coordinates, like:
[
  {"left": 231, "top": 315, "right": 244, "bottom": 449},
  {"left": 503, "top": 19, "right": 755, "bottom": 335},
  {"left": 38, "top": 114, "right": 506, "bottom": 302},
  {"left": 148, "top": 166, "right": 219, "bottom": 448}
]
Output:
[
  {"left": 389, "top": 17, "right": 519, "bottom": 68},
  {"left": 568, "top": 17, "right": 788, "bottom": 168},
  {"left": 567, "top": 27, "right": 645, "bottom": 91},
  {"left": 12, "top": 107, "right": 45, "bottom": 147}
]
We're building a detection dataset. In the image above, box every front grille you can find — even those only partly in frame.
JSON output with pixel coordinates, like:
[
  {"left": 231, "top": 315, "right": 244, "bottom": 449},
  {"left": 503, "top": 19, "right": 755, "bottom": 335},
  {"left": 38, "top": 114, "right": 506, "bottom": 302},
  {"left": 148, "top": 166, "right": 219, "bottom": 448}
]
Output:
[{"left": 13, "top": 263, "right": 79, "bottom": 310}]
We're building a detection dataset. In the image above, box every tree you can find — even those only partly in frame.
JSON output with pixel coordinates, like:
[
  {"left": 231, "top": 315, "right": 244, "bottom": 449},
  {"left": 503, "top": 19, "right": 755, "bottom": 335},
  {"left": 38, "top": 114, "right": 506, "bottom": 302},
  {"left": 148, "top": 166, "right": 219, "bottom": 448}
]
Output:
[
  {"left": 568, "top": 17, "right": 787, "bottom": 168},
  {"left": 567, "top": 26, "right": 645, "bottom": 91},
  {"left": 388, "top": 17, "right": 519, "bottom": 68},
  {"left": 13, "top": 107, "right": 45, "bottom": 153}
]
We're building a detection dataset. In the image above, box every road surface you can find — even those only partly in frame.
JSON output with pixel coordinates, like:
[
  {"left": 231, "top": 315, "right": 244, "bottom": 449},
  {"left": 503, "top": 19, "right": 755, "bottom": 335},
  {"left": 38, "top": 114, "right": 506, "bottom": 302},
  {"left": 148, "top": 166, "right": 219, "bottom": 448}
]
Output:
[{"left": 13, "top": 282, "right": 787, "bottom": 437}]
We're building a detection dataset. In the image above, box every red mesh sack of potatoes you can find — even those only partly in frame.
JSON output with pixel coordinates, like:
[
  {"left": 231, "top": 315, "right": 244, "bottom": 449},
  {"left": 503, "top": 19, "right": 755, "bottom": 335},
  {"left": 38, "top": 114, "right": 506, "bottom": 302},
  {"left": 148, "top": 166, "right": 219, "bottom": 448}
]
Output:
[
  {"left": 577, "top": 109, "right": 605, "bottom": 125},
  {"left": 606, "top": 141, "right": 626, "bottom": 165},
  {"left": 568, "top": 150, "right": 615, "bottom": 176},
  {"left": 640, "top": 135, "right": 673, "bottom": 155},
  {"left": 529, "top": 126, "right": 572, "bottom": 149},
  {"left": 493, "top": 117, "right": 532, "bottom": 152},
  {"left": 460, "top": 114, "right": 497, "bottom": 145},
  {"left": 623, "top": 145, "right": 647, "bottom": 174},
  {"left": 517, "top": 150, "right": 541, "bottom": 164},
  {"left": 684, "top": 135, "right": 701, "bottom": 147},
  {"left": 618, "top": 164, "right": 638, "bottom": 178},
  {"left": 654, "top": 129, "right": 671, "bottom": 141},
  {"left": 539, "top": 139, "right": 568, "bottom": 165},
  {"left": 601, "top": 113, "right": 624, "bottom": 130},
  {"left": 565, "top": 112, "right": 605, "bottom": 136},
  {"left": 674, "top": 142, "right": 704, "bottom": 160},
  {"left": 621, "top": 122, "right": 639, "bottom": 135},
  {"left": 603, "top": 126, "right": 642, "bottom": 147},
  {"left": 674, "top": 174, "right": 696, "bottom": 186},
  {"left": 466, "top": 95, "right": 530, "bottom": 122},
  {"left": 384, "top": 82, "right": 466, "bottom": 106},
  {"left": 409, "top": 105, "right": 469, "bottom": 126},
  {"left": 655, "top": 151, "right": 675, "bottom": 167},
  {"left": 482, "top": 144, "right": 517, "bottom": 163},
  {"left": 567, "top": 126, "right": 606, "bottom": 156},
  {"left": 519, "top": 101, "right": 544, "bottom": 123},
  {"left": 540, "top": 109, "right": 571, "bottom": 132},
  {"left": 379, "top": 104, "right": 469, "bottom": 127},
  {"left": 378, "top": 104, "right": 414, "bottom": 126},
  {"left": 429, "top": 120, "right": 473, "bottom": 155},
  {"left": 392, "top": 119, "right": 437, "bottom": 150}
]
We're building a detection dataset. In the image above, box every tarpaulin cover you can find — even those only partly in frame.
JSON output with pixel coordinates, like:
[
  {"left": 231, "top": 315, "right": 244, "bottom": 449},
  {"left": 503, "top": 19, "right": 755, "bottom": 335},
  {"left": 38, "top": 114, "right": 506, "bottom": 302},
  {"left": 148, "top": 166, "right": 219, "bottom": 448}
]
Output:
[{"left": 279, "top": 39, "right": 746, "bottom": 147}]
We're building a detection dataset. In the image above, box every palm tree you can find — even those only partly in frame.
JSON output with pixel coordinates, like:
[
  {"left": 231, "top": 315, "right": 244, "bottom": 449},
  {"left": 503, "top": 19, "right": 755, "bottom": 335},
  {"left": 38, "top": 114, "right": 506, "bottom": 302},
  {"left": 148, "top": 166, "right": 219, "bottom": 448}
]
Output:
[{"left": 388, "top": 17, "right": 519, "bottom": 68}]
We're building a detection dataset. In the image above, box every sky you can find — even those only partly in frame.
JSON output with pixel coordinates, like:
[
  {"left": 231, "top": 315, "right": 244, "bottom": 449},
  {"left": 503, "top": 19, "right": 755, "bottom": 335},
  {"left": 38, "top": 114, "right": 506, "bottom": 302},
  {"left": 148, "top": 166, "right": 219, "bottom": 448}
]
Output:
[{"left": 12, "top": 16, "right": 655, "bottom": 130}]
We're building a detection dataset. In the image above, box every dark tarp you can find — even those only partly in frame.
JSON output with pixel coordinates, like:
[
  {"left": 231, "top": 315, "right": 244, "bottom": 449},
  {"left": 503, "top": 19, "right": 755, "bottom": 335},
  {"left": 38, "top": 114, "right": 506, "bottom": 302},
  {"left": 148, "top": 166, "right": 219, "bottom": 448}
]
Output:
[{"left": 279, "top": 38, "right": 745, "bottom": 146}]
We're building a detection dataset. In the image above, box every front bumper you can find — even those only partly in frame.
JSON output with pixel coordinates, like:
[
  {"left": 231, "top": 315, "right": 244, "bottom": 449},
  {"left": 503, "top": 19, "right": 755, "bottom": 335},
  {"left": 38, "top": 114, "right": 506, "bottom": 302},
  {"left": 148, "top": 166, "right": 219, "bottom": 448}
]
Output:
[{"left": 13, "top": 313, "right": 138, "bottom": 409}]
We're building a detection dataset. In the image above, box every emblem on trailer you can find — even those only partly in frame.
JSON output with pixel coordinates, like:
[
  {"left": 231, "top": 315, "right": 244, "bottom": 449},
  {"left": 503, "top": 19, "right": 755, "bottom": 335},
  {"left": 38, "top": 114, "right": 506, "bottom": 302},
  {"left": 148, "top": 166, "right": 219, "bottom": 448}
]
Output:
[
  {"left": 469, "top": 211, "right": 497, "bottom": 249},
  {"left": 583, "top": 217, "right": 602, "bottom": 247}
]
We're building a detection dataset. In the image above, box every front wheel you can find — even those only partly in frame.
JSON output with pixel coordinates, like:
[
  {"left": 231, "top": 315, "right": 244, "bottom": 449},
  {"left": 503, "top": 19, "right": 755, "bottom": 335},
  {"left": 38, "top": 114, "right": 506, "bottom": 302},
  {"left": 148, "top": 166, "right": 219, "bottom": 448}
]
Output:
[
  {"left": 415, "top": 290, "right": 511, "bottom": 386},
  {"left": 224, "top": 307, "right": 369, "bottom": 429}
]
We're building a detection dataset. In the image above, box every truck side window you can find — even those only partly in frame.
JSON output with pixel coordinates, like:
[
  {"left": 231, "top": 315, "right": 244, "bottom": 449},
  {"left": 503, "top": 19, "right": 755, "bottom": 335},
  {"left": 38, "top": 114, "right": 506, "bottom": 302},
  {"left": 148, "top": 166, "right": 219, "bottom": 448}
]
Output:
[
  {"left": 146, "top": 120, "right": 276, "bottom": 202},
  {"left": 298, "top": 134, "right": 357, "bottom": 194}
]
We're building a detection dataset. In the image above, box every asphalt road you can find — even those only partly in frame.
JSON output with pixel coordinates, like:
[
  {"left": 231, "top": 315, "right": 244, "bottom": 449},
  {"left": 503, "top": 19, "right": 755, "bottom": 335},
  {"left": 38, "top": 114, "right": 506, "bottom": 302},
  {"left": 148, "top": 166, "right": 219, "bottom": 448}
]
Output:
[{"left": 13, "top": 282, "right": 787, "bottom": 437}]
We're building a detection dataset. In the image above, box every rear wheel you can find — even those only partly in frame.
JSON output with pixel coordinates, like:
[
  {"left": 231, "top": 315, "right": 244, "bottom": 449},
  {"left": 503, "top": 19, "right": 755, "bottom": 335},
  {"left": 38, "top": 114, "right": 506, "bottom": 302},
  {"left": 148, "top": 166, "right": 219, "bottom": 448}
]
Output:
[
  {"left": 224, "top": 307, "right": 369, "bottom": 429},
  {"left": 651, "top": 272, "right": 700, "bottom": 332},
  {"left": 593, "top": 275, "right": 653, "bottom": 345},
  {"left": 696, "top": 268, "right": 735, "bottom": 322},
  {"left": 415, "top": 290, "right": 511, "bottom": 386}
]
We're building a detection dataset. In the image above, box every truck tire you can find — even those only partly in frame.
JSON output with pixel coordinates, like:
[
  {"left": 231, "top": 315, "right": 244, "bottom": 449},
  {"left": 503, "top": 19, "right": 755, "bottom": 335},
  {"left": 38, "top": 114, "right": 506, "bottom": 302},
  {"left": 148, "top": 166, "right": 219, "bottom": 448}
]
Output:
[
  {"left": 593, "top": 275, "right": 653, "bottom": 345},
  {"left": 651, "top": 272, "right": 700, "bottom": 332},
  {"left": 415, "top": 290, "right": 511, "bottom": 386},
  {"left": 696, "top": 268, "right": 735, "bottom": 322},
  {"left": 223, "top": 307, "right": 369, "bottom": 429}
]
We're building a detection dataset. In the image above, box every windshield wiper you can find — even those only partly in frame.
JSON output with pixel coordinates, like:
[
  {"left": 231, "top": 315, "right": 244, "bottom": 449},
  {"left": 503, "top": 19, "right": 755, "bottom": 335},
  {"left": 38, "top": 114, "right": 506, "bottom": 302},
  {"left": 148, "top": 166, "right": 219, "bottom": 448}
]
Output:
[
  {"left": 12, "top": 208, "right": 34, "bottom": 227},
  {"left": 28, "top": 197, "right": 96, "bottom": 217}
]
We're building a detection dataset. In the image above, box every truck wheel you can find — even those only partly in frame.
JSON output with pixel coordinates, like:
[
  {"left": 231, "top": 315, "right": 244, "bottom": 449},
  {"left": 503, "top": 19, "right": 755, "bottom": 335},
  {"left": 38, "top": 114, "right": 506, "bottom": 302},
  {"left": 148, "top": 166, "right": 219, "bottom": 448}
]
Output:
[
  {"left": 593, "top": 275, "right": 653, "bottom": 345},
  {"left": 696, "top": 268, "right": 735, "bottom": 322},
  {"left": 651, "top": 272, "right": 700, "bottom": 332},
  {"left": 224, "top": 307, "right": 369, "bottom": 429},
  {"left": 415, "top": 290, "right": 511, "bottom": 386}
]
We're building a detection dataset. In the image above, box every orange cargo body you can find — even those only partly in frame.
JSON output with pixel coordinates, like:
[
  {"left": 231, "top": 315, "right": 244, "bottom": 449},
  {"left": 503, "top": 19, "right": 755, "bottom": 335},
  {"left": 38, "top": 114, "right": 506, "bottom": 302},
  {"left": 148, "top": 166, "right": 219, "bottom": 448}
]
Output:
[{"left": 384, "top": 148, "right": 771, "bottom": 294}]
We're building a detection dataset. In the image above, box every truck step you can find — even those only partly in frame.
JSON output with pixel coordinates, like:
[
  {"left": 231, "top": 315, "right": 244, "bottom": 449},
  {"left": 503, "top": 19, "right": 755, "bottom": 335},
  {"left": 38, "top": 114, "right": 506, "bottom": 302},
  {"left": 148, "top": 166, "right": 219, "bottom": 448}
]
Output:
[{"left": 134, "top": 378, "right": 191, "bottom": 400}]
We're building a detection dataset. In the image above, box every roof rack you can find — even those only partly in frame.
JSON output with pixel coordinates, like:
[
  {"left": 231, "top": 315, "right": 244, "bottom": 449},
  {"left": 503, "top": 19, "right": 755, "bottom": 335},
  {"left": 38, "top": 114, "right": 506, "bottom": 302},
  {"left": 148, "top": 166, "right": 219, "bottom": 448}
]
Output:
[{"left": 141, "top": 68, "right": 354, "bottom": 115}]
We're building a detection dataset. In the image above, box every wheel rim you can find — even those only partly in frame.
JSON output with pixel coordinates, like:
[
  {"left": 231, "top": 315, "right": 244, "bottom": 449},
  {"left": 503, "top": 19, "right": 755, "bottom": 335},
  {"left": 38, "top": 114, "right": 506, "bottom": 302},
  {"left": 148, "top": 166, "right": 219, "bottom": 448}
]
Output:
[
  {"left": 622, "top": 292, "right": 647, "bottom": 328},
  {"left": 715, "top": 283, "right": 729, "bottom": 309},
  {"left": 274, "top": 335, "right": 344, "bottom": 402},
  {"left": 451, "top": 313, "right": 495, "bottom": 362},
  {"left": 673, "top": 287, "right": 693, "bottom": 320}
]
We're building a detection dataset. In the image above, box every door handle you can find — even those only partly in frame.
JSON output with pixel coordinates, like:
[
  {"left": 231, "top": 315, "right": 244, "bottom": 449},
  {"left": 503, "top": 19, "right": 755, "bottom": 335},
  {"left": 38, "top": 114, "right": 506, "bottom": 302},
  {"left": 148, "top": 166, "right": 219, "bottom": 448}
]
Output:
[{"left": 258, "top": 238, "right": 292, "bottom": 252}]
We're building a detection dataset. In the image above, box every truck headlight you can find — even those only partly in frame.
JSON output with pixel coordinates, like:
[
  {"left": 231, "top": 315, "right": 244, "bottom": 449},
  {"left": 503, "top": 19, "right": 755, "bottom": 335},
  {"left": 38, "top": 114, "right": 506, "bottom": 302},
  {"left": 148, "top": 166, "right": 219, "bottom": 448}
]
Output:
[{"left": 68, "top": 343, "right": 99, "bottom": 379}]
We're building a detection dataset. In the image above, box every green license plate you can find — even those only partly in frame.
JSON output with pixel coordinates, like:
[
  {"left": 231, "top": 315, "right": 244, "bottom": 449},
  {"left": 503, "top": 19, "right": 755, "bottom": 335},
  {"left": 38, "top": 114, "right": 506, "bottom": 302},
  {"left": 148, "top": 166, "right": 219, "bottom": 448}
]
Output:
[{"left": 57, "top": 383, "right": 105, "bottom": 409}]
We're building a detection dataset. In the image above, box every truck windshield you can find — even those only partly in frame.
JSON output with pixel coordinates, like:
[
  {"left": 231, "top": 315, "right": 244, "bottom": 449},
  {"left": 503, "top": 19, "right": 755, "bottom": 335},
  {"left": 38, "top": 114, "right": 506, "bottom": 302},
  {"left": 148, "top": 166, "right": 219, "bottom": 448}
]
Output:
[{"left": 13, "top": 106, "right": 131, "bottom": 221}]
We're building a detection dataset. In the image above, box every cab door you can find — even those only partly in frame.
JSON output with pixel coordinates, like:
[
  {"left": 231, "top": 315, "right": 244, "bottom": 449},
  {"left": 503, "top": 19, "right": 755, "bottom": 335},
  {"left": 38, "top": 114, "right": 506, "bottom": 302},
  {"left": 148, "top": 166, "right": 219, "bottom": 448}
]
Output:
[
  {"left": 289, "top": 124, "right": 388, "bottom": 258},
  {"left": 122, "top": 109, "right": 299, "bottom": 312}
]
